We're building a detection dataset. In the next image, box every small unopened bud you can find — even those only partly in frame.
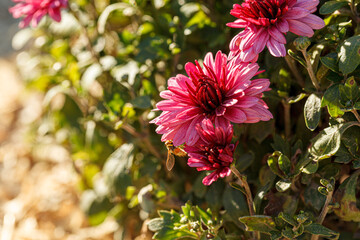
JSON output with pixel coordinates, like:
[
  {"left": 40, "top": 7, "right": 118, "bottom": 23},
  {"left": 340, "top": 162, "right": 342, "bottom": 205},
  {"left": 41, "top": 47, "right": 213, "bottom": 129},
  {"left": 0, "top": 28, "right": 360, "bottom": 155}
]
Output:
[
  {"left": 294, "top": 37, "right": 311, "bottom": 51},
  {"left": 296, "top": 213, "right": 308, "bottom": 224}
]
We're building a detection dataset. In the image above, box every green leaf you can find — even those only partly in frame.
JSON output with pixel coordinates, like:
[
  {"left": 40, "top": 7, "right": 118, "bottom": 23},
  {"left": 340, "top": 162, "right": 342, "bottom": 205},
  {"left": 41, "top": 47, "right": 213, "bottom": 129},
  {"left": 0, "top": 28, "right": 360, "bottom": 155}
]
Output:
[
  {"left": 320, "top": 53, "right": 339, "bottom": 73},
  {"left": 304, "top": 94, "right": 322, "bottom": 131},
  {"left": 339, "top": 36, "right": 360, "bottom": 74},
  {"left": 239, "top": 216, "right": 277, "bottom": 234},
  {"left": 319, "top": 1, "right": 349, "bottom": 15},
  {"left": 195, "top": 206, "right": 212, "bottom": 223},
  {"left": 304, "top": 184, "right": 326, "bottom": 211},
  {"left": 304, "top": 223, "right": 339, "bottom": 239},
  {"left": 353, "top": 159, "right": 360, "bottom": 168},
  {"left": 309, "top": 125, "right": 342, "bottom": 160},
  {"left": 102, "top": 143, "right": 134, "bottom": 196},
  {"left": 236, "top": 152, "right": 255, "bottom": 172},
  {"left": 276, "top": 179, "right": 292, "bottom": 192},
  {"left": 282, "top": 228, "right": 295, "bottom": 239},
  {"left": 278, "top": 212, "right": 298, "bottom": 227},
  {"left": 223, "top": 186, "right": 249, "bottom": 222},
  {"left": 270, "top": 231, "right": 282, "bottom": 240},
  {"left": 148, "top": 218, "right": 165, "bottom": 232},
  {"left": 321, "top": 84, "right": 344, "bottom": 118},
  {"left": 333, "top": 171, "right": 360, "bottom": 221},
  {"left": 342, "top": 76, "right": 360, "bottom": 101},
  {"left": 288, "top": 49, "right": 307, "bottom": 67},
  {"left": 288, "top": 93, "right": 307, "bottom": 104},
  {"left": 193, "top": 173, "right": 207, "bottom": 198},
  {"left": 310, "top": 122, "right": 360, "bottom": 161},
  {"left": 278, "top": 154, "right": 291, "bottom": 175},
  {"left": 267, "top": 151, "right": 286, "bottom": 178},
  {"left": 248, "top": 120, "right": 274, "bottom": 143},
  {"left": 302, "top": 161, "right": 319, "bottom": 174}
]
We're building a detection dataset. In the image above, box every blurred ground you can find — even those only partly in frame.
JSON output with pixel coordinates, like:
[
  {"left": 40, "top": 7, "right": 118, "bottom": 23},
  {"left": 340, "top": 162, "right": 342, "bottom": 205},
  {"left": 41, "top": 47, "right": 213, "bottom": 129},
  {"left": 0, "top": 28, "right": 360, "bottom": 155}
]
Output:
[{"left": 0, "top": 59, "right": 119, "bottom": 240}]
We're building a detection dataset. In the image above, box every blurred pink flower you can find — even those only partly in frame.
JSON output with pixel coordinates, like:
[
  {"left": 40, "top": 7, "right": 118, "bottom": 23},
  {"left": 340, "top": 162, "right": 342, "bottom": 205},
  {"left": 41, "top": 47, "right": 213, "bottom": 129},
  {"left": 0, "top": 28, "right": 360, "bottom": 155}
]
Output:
[
  {"left": 151, "top": 51, "right": 272, "bottom": 146},
  {"left": 185, "top": 118, "right": 236, "bottom": 185},
  {"left": 9, "top": 0, "right": 68, "bottom": 28},
  {"left": 227, "top": 0, "right": 325, "bottom": 61}
]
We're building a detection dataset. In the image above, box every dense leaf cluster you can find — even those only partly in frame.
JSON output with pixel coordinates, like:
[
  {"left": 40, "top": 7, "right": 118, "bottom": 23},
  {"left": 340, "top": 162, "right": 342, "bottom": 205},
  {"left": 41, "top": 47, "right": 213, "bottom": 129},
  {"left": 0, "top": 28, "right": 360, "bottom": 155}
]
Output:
[{"left": 12, "top": 0, "right": 360, "bottom": 239}]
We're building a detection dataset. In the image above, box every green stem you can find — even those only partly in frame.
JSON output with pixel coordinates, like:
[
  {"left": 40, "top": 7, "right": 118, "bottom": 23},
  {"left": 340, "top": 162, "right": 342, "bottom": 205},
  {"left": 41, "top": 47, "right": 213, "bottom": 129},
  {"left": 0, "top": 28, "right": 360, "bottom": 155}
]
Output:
[
  {"left": 285, "top": 55, "right": 305, "bottom": 88},
  {"left": 311, "top": 190, "right": 334, "bottom": 240},
  {"left": 351, "top": 109, "right": 360, "bottom": 122},
  {"left": 301, "top": 49, "right": 320, "bottom": 90},
  {"left": 230, "top": 166, "right": 260, "bottom": 240}
]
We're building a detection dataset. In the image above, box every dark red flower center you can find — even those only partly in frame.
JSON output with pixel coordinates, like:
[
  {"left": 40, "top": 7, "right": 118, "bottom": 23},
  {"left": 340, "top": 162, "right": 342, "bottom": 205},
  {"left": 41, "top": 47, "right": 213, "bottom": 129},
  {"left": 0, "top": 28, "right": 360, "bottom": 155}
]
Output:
[
  {"left": 201, "top": 144, "right": 234, "bottom": 169},
  {"left": 196, "top": 75, "right": 223, "bottom": 113},
  {"left": 203, "top": 146, "right": 225, "bottom": 168},
  {"left": 186, "top": 62, "right": 225, "bottom": 115},
  {"left": 231, "top": 0, "right": 289, "bottom": 27}
]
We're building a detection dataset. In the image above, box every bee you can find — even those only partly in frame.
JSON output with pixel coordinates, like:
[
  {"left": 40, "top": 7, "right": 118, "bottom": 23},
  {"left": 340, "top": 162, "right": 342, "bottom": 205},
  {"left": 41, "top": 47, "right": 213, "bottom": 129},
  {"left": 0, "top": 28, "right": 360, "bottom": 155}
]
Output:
[{"left": 165, "top": 140, "right": 187, "bottom": 171}]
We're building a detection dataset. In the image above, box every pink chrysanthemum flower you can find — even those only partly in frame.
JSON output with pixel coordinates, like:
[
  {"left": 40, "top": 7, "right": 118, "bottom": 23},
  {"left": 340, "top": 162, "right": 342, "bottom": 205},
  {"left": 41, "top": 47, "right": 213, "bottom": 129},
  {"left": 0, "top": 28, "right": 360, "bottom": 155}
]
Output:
[
  {"left": 185, "top": 118, "right": 236, "bottom": 185},
  {"left": 227, "top": 0, "right": 325, "bottom": 61},
  {"left": 9, "top": 0, "right": 68, "bottom": 28},
  {"left": 151, "top": 51, "right": 273, "bottom": 146}
]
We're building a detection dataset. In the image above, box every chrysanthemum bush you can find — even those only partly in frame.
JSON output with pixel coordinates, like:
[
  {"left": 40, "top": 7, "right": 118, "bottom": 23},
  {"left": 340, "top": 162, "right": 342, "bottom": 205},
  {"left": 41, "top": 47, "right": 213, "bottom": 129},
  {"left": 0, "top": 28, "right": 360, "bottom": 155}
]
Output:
[{"left": 10, "top": 0, "right": 360, "bottom": 239}]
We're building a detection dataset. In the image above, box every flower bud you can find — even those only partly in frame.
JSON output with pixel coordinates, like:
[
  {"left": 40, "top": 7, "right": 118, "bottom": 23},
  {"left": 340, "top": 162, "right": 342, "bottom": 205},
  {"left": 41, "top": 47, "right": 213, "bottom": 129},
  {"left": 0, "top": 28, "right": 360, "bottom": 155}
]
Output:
[{"left": 294, "top": 37, "right": 311, "bottom": 51}]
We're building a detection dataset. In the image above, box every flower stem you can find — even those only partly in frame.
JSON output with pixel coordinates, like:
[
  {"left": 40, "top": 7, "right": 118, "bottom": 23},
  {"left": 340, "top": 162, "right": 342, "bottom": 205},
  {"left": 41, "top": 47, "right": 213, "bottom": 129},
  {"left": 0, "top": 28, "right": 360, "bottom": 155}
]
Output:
[
  {"left": 230, "top": 166, "right": 259, "bottom": 240},
  {"left": 311, "top": 189, "right": 334, "bottom": 240},
  {"left": 282, "top": 99, "right": 291, "bottom": 139},
  {"left": 351, "top": 109, "right": 360, "bottom": 122},
  {"left": 301, "top": 49, "right": 320, "bottom": 91},
  {"left": 285, "top": 55, "right": 305, "bottom": 88},
  {"left": 230, "top": 166, "right": 255, "bottom": 216}
]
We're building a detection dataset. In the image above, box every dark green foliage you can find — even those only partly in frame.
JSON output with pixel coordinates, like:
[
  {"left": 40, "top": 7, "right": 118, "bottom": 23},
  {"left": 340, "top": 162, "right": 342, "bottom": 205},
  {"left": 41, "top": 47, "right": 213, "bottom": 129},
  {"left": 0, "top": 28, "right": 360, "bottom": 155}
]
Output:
[{"left": 13, "top": 0, "right": 360, "bottom": 239}]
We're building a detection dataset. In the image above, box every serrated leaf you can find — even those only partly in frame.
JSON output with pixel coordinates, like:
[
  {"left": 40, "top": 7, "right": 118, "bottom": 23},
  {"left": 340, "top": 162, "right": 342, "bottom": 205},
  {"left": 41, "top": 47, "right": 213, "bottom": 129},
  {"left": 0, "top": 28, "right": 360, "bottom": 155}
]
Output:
[
  {"left": 304, "top": 94, "right": 322, "bottom": 131},
  {"left": 239, "top": 216, "right": 277, "bottom": 234},
  {"left": 339, "top": 36, "right": 360, "bottom": 74},
  {"left": 319, "top": 1, "right": 349, "bottom": 15},
  {"left": 304, "top": 223, "right": 339, "bottom": 239}
]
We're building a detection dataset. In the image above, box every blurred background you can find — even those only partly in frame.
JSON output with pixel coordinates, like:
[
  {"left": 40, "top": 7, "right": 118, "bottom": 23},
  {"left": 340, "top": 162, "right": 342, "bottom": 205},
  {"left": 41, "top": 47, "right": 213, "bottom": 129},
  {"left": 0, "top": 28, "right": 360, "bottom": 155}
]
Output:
[{"left": 0, "top": 1, "right": 118, "bottom": 239}]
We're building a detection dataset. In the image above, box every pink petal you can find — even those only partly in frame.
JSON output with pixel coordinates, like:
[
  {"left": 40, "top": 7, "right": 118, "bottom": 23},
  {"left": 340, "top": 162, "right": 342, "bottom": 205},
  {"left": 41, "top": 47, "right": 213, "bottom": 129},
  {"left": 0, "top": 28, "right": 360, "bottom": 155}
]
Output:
[
  {"left": 266, "top": 38, "right": 286, "bottom": 57},
  {"left": 299, "top": 14, "right": 325, "bottom": 30},
  {"left": 268, "top": 27, "right": 286, "bottom": 44},
  {"left": 202, "top": 171, "right": 219, "bottom": 185},
  {"left": 288, "top": 19, "right": 314, "bottom": 37},
  {"left": 224, "top": 107, "right": 247, "bottom": 123},
  {"left": 276, "top": 19, "right": 289, "bottom": 33},
  {"left": 285, "top": 7, "right": 310, "bottom": 19}
]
